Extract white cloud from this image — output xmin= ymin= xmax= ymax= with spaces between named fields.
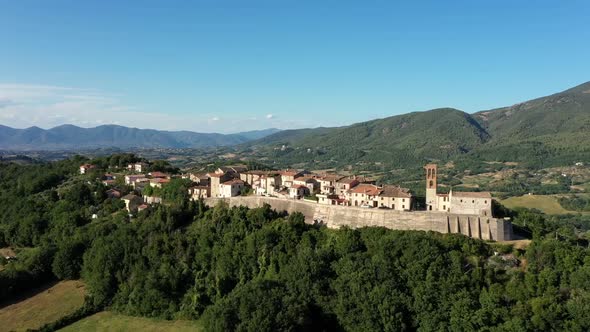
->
xmin=266 ymin=113 xmax=274 ymax=119
xmin=210 ymin=116 xmax=220 ymax=121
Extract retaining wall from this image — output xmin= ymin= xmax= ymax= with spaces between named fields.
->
xmin=204 ymin=196 xmax=513 ymax=241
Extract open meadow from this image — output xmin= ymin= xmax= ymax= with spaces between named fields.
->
xmin=58 ymin=311 xmax=202 ymax=332
xmin=0 ymin=280 xmax=85 ymax=332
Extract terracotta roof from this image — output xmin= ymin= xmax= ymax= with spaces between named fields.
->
xmin=280 ymin=169 xmax=301 ymax=176
xmin=380 ymin=185 xmax=412 ymax=198
xmin=452 ymin=191 xmax=492 ymax=198
xmin=349 ymin=184 xmax=381 ymax=196
xmin=291 ymin=184 xmax=307 ymax=189
xmin=121 ymin=194 xmax=140 ymax=200
xmin=149 ymin=171 xmax=169 ymax=178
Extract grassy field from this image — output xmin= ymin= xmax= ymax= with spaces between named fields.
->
xmin=0 ymin=280 xmax=86 ymax=332
xmin=58 ymin=312 xmax=203 ymax=332
xmin=500 ymin=194 xmax=586 ymax=215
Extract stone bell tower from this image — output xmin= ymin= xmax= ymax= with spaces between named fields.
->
xmin=424 ymin=164 xmax=437 ymax=211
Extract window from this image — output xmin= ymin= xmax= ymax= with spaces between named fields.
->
xmin=460 ymin=199 xmax=463 ymax=203
xmin=472 ymin=200 xmax=475 ymax=203
xmin=402 ymin=198 xmax=405 ymax=202
xmin=443 ymin=205 xmax=446 ymax=210
xmin=484 ymin=200 xmax=487 ymax=204
xmin=402 ymin=205 xmax=405 ymax=209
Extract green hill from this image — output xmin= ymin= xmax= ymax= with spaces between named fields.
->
xmin=249 ymin=108 xmax=490 ymax=167
xmin=471 ymin=82 xmax=590 ymax=165
xmin=248 ymin=82 xmax=590 ymax=168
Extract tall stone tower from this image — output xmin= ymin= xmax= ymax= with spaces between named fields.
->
xmin=424 ymin=163 xmax=437 ymax=211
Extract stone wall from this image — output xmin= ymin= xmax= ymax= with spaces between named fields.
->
xmin=204 ymin=196 xmax=513 ymax=241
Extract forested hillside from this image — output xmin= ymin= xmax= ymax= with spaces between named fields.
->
xmin=2 ymin=157 xmax=590 ymax=331
xmin=247 ymin=82 xmax=590 ymax=169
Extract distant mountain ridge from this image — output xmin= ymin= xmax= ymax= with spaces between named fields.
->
xmin=0 ymin=125 xmax=281 ymax=150
xmin=247 ymin=81 xmax=590 ymax=167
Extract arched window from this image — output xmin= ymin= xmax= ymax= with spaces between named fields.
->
xmin=429 ymin=180 xmax=433 ymax=187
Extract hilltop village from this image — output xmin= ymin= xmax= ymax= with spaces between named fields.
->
xmin=81 ymin=161 xmax=494 ymax=217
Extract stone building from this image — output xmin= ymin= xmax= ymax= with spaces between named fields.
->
xmin=348 ymin=184 xmax=381 ymax=207
xmin=377 ymin=185 xmax=413 ymax=211
xmin=424 ymin=163 xmax=493 ymax=216
xmin=219 ymin=179 xmax=245 ymax=198
xmin=188 ymin=186 xmax=210 ymax=200
xmin=208 ymin=172 xmax=233 ymax=198
xmin=335 ymin=177 xmax=360 ymax=197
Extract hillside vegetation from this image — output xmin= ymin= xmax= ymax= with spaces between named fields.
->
xmin=247 ymin=82 xmax=590 ymax=169
xmin=2 ymin=157 xmax=590 ymax=331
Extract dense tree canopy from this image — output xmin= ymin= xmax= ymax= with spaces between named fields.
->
xmin=2 ymin=157 xmax=590 ymax=331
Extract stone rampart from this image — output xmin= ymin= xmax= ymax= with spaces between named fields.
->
xmin=204 ymin=196 xmax=513 ymax=241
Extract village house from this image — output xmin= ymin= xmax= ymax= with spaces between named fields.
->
xmin=188 ymin=186 xmax=210 ymax=200
xmin=128 ymin=162 xmax=149 ymax=173
xmin=348 ymin=184 xmax=382 ymax=207
xmin=189 ymin=173 xmax=210 ymax=186
xmin=79 ymin=164 xmax=95 ymax=174
xmin=148 ymin=171 xmax=169 ymax=179
xmin=279 ymin=169 xmax=307 ymax=188
xmin=106 ymin=188 xmax=122 ymax=199
xmin=335 ymin=177 xmax=360 ymax=197
xmin=293 ymin=176 xmax=319 ymax=194
xmin=149 ymin=178 xmax=170 ymax=188
xmin=317 ymin=194 xmax=347 ymax=205
xmin=215 ymin=165 xmax=248 ymax=176
xmin=137 ymin=204 xmax=150 ymax=212
xmin=122 ymin=194 xmax=142 ymax=213
xmin=257 ymin=173 xmax=281 ymax=195
xmin=125 ymin=174 xmax=148 ymax=186
xmin=208 ymin=172 xmax=234 ymax=198
xmin=219 ymin=179 xmax=245 ymax=198
xmin=317 ymin=174 xmax=345 ymax=195
xmin=377 ymin=185 xmax=413 ymax=210
xmin=289 ymin=185 xmax=309 ymax=199
xmin=144 ymin=196 xmax=162 ymax=204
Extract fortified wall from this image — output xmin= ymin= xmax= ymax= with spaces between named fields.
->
xmin=204 ymin=196 xmax=513 ymax=241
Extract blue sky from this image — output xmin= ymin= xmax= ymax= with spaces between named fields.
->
xmin=0 ymin=1 xmax=589 ymax=133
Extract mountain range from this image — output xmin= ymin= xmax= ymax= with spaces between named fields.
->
xmin=246 ymin=81 xmax=590 ymax=167
xmin=1 ymin=81 xmax=589 ymax=168
xmin=0 ymin=125 xmax=280 ymax=150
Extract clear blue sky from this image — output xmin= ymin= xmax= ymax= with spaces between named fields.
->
xmin=0 ymin=0 xmax=589 ymax=133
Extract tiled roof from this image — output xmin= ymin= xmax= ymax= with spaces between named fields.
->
xmin=452 ymin=191 xmax=492 ymax=198
xmin=349 ymin=184 xmax=381 ymax=196
xmin=380 ymin=185 xmax=412 ymax=198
